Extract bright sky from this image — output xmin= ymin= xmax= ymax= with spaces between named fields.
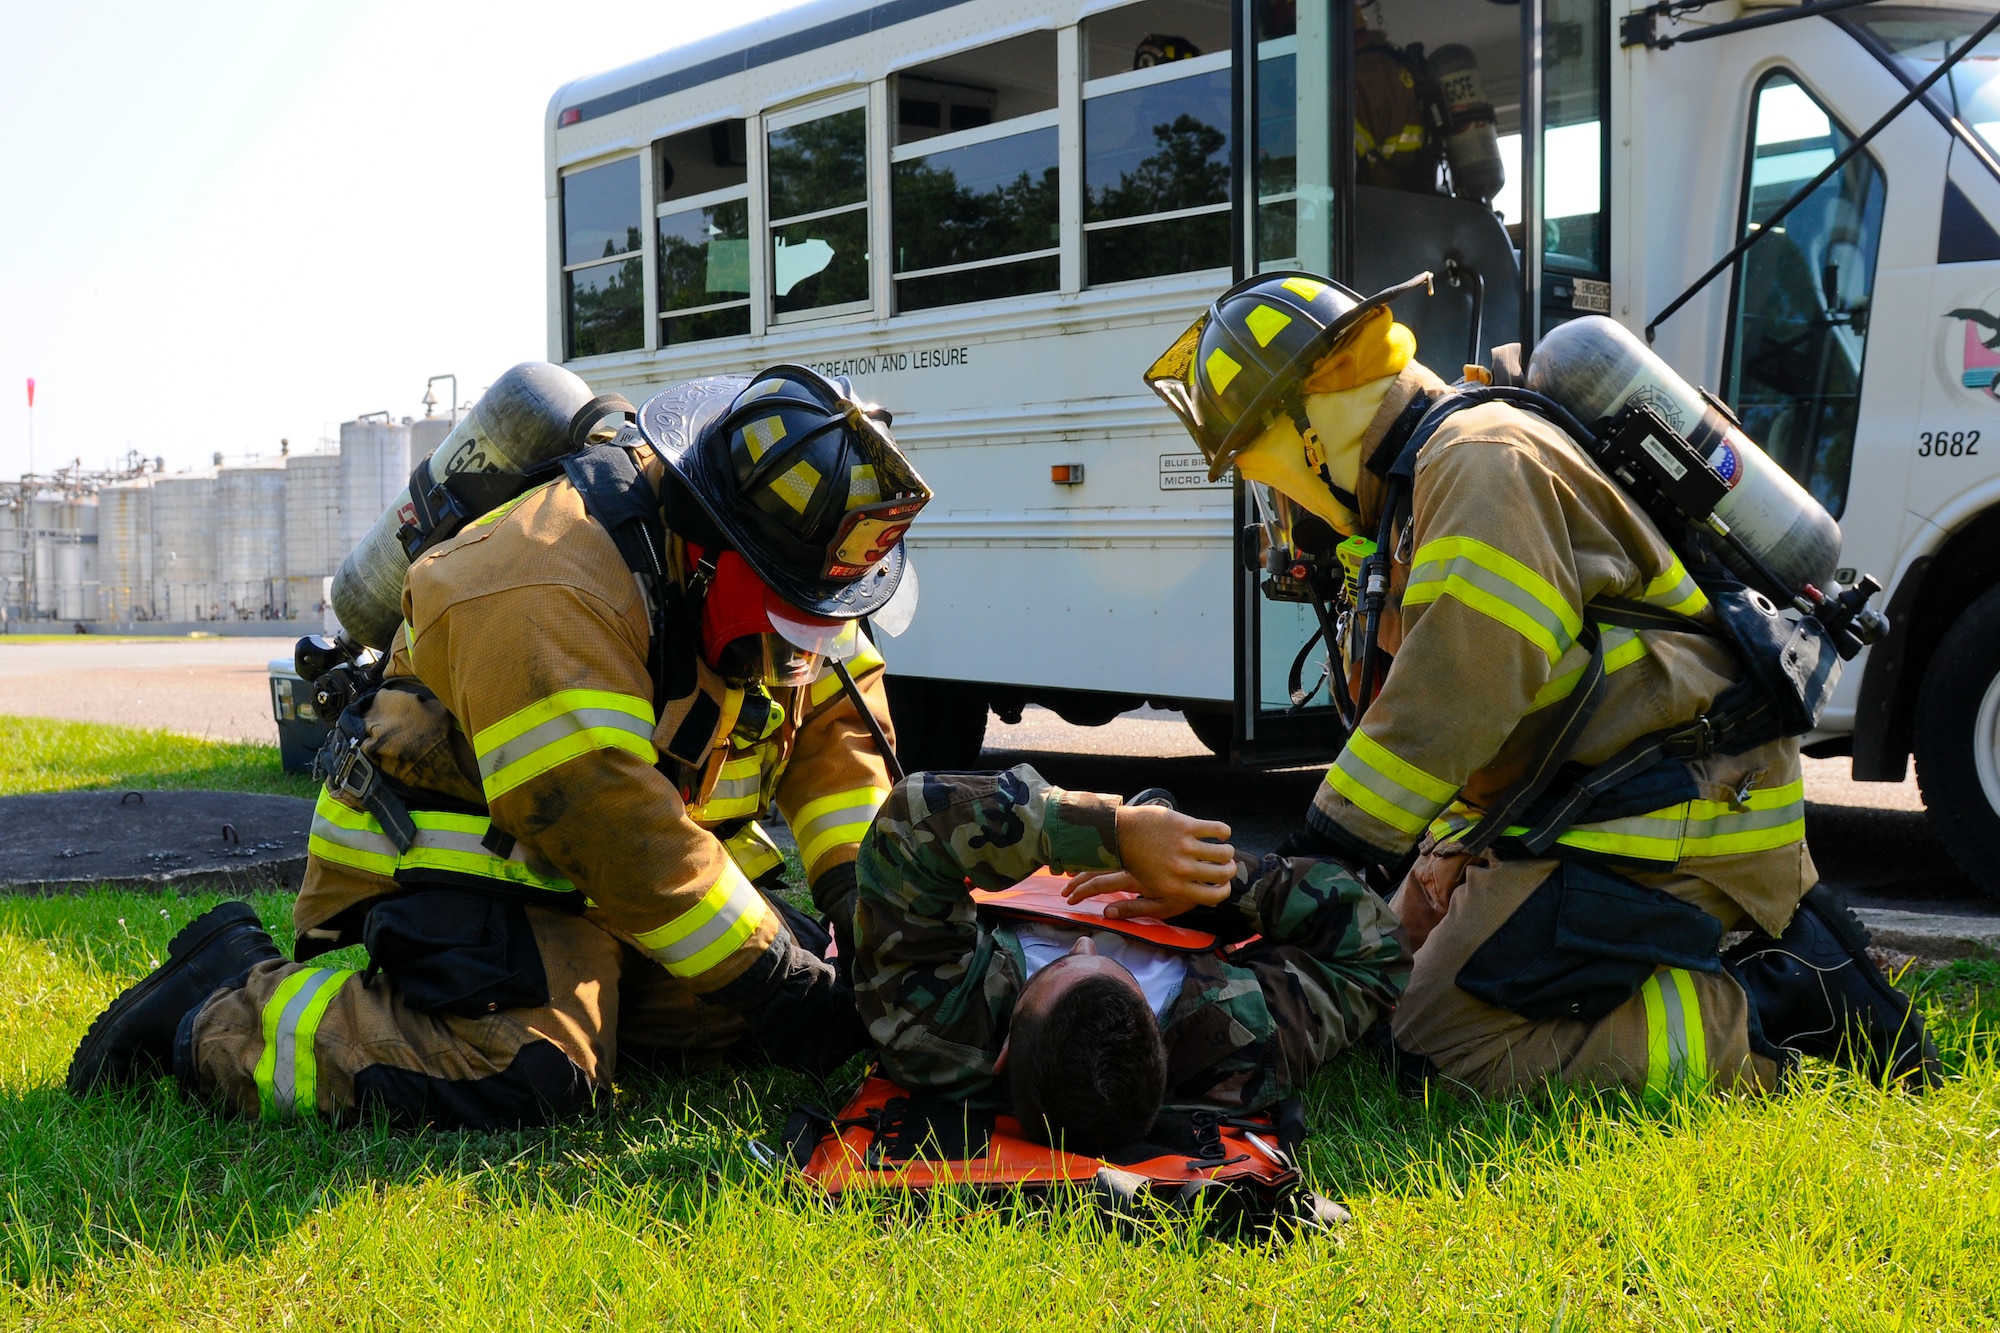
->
xmin=0 ymin=0 xmax=804 ymax=481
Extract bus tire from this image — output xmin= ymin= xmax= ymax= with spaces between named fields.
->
xmin=1913 ymin=583 xmax=2000 ymax=900
xmin=883 ymin=676 xmax=989 ymax=774
xmin=1183 ymin=709 xmax=1233 ymax=759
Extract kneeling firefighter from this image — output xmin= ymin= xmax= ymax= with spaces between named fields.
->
xmin=69 ymin=364 xmax=932 ymax=1127
xmin=1144 ymin=272 xmax=1940 ymax=1096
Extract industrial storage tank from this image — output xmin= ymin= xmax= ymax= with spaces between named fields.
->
xmin=0 ymin=492 xmax=22 ymax=622
xmin=151 ymin=472 xmax=218 ymax=621
xmin=216 ymin=459 xmax=289 ymax=618
xmin=284 ymin=450 xmax=344 ymax=620
xmin=339 ymin=417 xmax=411 ymax=554
xmin=409 ymin=415 xmax=454 ymax=466
xmin=31 ymin=493 xmax=99 ymax=621
xmin=98 ymin=478 xmax=155 ymax=621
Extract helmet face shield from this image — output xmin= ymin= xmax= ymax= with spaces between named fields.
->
xmin=766 ymin=598 xmax=863 ymax=662
xmin=716 ymin=632 xmax=823 ymax=689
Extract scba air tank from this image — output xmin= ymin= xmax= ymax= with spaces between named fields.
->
xmin=1524 ymin=315 xmax=1842 ymax=596
xmin=332 ymin=362 xmax=597 ymax=648
xmin=1428 ymin=45 xmax=1505 ymax=205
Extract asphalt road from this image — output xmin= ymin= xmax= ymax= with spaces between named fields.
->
xmin=2 ymin=637 xmax=1988 ymax=913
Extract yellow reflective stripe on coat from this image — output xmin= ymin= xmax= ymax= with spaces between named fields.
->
xmin=1404 ymin=536 xmax=1582 ymax=664
xmin=692 ymin=750 xmax=767 ymax=823
xmin=473 ymin=689 xmax=658 ymax=802
xmin=307 ymin=789 xmax=576 ymax=894
xmin=308 ymin=789 xmax=401 ymax=877
xmin=1325 ymin=728 xmax=1457 ymax=837
xmin=632 ymin=859 xmax=771 ymax=978
xmin=721 ymin=821 xmax=787 ymax=883
xmin=794 ymin=785 xmax=890 ymax=880
xmin=808 ymin=635 xmax=888 ymax=708
xmin=253 ymin=966 xmax=355 ymax=1120
xmin=1643 ymin=556 xmax=1710 ymax=618
xmin=1431 ymin=780 xmax=1806 ymax=863
xmin=1527 ymin=627 xmax=1649 ymax=713
xmin=1641 ymin=968 xmax=1708 ymax=1093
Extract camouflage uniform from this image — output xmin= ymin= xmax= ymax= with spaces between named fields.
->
xmin=852 ymin=766 xmax=1408 ymax=1111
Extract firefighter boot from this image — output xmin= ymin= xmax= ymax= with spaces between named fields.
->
xmin=1723 ymin=886 xmax=1942 ymax=1090
xmin=67 ymin=902 xmax=281 ymax=1096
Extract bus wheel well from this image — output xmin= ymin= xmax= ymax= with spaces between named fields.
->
xmin=1854 ymin=506 xmax=2000 ymax=780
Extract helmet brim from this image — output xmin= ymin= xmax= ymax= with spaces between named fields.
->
xmin=641 ymin=378 xmax=909 ymax=620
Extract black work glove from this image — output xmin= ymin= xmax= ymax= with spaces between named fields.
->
xmin=1274 ymin=823 xmax=1339 ymax=859
xmin=710 ymin=937 xmax=867 ymax=1077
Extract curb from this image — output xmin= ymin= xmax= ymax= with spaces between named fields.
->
xmin=1854 ymin=908 xmax=2000 ymax=962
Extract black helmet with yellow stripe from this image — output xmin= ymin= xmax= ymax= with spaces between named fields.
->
xmin=1144 ymin=270 xmax=1433 ymax=480
xmin=645 ymin=365 xmax=932 ymax=620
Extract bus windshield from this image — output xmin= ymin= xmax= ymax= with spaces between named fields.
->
xmin=1844 ymin=7 xmax=2000 ymax=163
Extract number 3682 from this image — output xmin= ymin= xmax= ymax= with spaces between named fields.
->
xmin=1917 ymin=429 xmax=1980 ymax=457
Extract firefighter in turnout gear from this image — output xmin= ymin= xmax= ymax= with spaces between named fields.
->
xmin=69 ymin=366 xmax=932 ymax=1127
xmin=1145 ymin=271 xmax=1940 ymax=1098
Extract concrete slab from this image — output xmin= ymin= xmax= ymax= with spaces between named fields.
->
xmin=1853 ymin=908 xmax=2000 ymax=962
xmin=0 ymin=790 xmax=312 ymax=893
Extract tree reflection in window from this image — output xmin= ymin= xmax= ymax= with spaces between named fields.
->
xmin=893 ymin=129 xmax=1058 ymax=274
xmin=567 ymin=258 xmax=643 ymax=358
xmin=1084 ymin=66 xmax=1233 ymax=284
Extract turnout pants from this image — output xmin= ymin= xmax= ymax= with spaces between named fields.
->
xmin=1390 ymin=849 xmax=1787 ymax=1097
xmin=182 ymin=905 xmax=750 ymax=1128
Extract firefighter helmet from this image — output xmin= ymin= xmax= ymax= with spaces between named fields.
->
xmin=643 ymin=366 xmax=932 ymax=620
xmin=1144 ymin=270 xmax=1433 ymax=480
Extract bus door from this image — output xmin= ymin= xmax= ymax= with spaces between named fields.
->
xmin=1233 ymin=0 xmax=1582 ymax=762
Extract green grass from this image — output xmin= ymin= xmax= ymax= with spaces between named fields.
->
xmin=0 ymin=887 xmax=1994 ymax=1329
xmin=0 ymin=716 xmax=314 ymax=799
xmin=3 ymin=733 xmax=1996 ymax=1326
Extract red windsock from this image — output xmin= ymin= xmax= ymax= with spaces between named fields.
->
xmin=25 ymin=378 xmax=33 ymax=408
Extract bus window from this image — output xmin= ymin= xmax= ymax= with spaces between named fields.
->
xmin=891 ymin=33 xmax=1060 ymax=311
xmin=1724 ymin=72 xmax=1886 ymax=519
xmin=1539 ymin=0 xmax=1608 ymax=330
xmin=562 ymin=156 xmax=644 ymax=357
xmin=656 ymin=121 xmax=751 ymax=345
xmin=1254 ymin=0 xmax=1298 ymax=269
xmin=767 ymin=100 xmax=871 ymax=320
xmin=1082 ymin=0 xmax=1234 ymax=285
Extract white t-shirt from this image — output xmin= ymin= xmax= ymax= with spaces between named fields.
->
xmin=1015 ymin=920 xmax=1189 ymax=1018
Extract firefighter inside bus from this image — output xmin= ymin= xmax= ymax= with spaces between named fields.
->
xmin=1255 ymin=0 xmax=1524 ymax=369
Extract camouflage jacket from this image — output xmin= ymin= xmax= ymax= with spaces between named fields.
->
xmin=852 ymin=766 xmax=1409 ymax=1110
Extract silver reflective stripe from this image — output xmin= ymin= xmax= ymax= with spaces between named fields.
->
xmin=476 ymin=707 xmax=658 ymax=783
xmin=1656 ymin=972 xmax=1690 ymax=1076
xmin=271 ymin=968 xmax=343 ymax=1115
xmin=310 ymin=808 xmax=400 ymax=862
xmin=1405 ymin=551 xmax=1577 ymax=658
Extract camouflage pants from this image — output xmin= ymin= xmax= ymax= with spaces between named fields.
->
xmin=1390 ymin=849 xmax=1786 ymax=1097
xmin=183 ymin=905 xmax=749 ymax=1128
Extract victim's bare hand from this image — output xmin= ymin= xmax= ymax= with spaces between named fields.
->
xmin=1064 ymin=803 xmax=1235 ymax=919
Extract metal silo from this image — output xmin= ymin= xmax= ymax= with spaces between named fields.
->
xmin=284 ymin=450 xmax=344 ymax=619
xmin=31 ymin=494 xmax=98 ymax=621
xmin=216 ymin=459 xmax=288 ymax=618
xmin=151 ymin=472 xmax=218 ymax=622
xmin=339 ymin=417 xmax=411 ymax=554
xmin=99 ymin=478 xmax=155 ymax=621
xmin=0 ymin=492 xmax=22 ymax=622
xmin=409 ymin=415 xmax=453 ymax=467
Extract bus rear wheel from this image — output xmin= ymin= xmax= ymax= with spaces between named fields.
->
xmin=882 ymin=676 xmax=989 ymax=774
xmin=1913 ymin=584 xmax=2000 ymax=901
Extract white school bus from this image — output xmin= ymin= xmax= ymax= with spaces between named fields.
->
xmin=548 ymin=0 xmax=2000 ymax=893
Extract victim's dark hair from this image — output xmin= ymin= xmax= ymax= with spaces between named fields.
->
xmin=1008 ymin=973 xmax=1167 ymax=1156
